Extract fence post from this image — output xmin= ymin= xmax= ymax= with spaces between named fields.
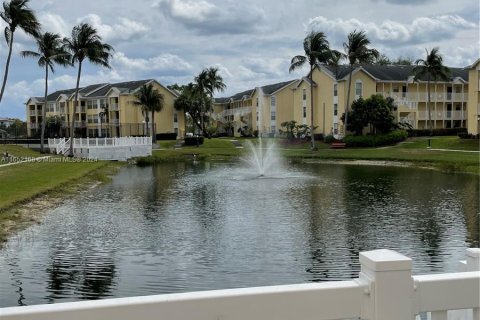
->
xmin=359 ymin=249 xmax=414 ymax=320
xmin=465 ymin=249 xmax=480 ymax=320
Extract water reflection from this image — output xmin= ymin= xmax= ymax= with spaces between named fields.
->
xmin=0 ymin=162 xmax=478 ymax=307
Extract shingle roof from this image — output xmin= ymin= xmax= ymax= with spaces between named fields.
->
xmin=261 ymin=80 xmax=297 ymax=95
xmin=216 ymin=80 xmax=297 ymax=104
xmin=79 ymin=83 xmax=108 ymax=95
xmin=87 ymin=79 xmax=152 ymax=97
xmin=46 ymin=88 xmax=78 ymax=101
xmin=323 ymin=64 xmax=469 ymax=82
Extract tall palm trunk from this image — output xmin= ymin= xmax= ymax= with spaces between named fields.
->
xmin=427 ymin=75 xmax=432 ymax=131
xmin=151 ymin=110 xmax=156 ymax=142
xmin=41 ymin=65 xmax=49 ymax=153
xmin=309 ymin=64 xmax=316 ymax=150
xmin=0 ymin=32 xmax=14 ymax=103
xmin=344 ymin=64 xmax=354 ymax=137
xmin=69 ymin=60 xmax=82 ymax=157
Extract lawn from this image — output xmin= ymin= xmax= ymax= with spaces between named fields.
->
xmin=146 ymin=136 xmax=479 ymax=174
xmin=0 ymin=144 xmax=43 ymax=159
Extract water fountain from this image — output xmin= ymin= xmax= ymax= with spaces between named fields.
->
xmin=241 ymin=87 xmax=284 ymax=178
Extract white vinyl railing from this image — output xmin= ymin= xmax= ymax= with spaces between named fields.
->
xmin=376 ymin=92 xmax=468 ymax=103
xmin=219 ymin=106 xmax=252 ymax=119
xmin=0 ymin=248 xmax=478 ymax=320
xmin=72 ymin=136 xmax=151 ymax=148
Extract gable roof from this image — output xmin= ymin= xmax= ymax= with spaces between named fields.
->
xmin=325 ymin=64 xmax=469 ymax=82
xmin=261 ymin=80 xmax=297 ymax=95
xmin=86 ymin=79 xmax=152 ymax=98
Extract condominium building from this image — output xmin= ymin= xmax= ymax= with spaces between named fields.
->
xmin=215 ymin=64 xmax=472 ymax=138
xmin=25 ymin=79 xmax=185 ymax=138
xmin=466 ymin=59 xmax=480 ymax=135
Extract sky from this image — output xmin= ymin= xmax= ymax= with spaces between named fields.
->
xmin=0 ymin=0 xmax=478 ymax=120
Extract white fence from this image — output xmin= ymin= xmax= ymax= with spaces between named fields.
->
xmin=48 ymin=137 xmax=152 ymax=160
xmin=0 ymin=248 xmax=478 ymax=320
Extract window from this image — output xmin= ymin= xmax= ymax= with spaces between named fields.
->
xmin=271 ymin=96 xmax=276 ymax=107
xmin=355 ymin=81 xmax=362 ymax=97
xmin=271 ymin=111 xmax=276 ymax=121
xmin=87 ymin=100 xmax=95 ymax=110
xmin=303 ymin=106 xmax=307 ymax=118
xmin=256 ymin=98 xmax=259 ymax=107
xmin=302 ymin=89 xmax=307 ymax=101
xmin=271 ymin=125 xmax=276 ymax=133
xmin=99 ymin=99 xmax=106 ymax=109
xmin=334 ymin=104 xmax=338 ymax=116
xmin=256 ymin=112 xmax=259 ymax=121
xmin=47 ymin=103 xmax=56 ymax=112
xmin=334 ymin=84 xmax=338 ymax=97
xmin=173 ymin=113 xmax=178 ymax=123
xmin=174 ymin=128 xmax=178 ymax=135
xmin=334 ymin=123 xmax=338 ymax=135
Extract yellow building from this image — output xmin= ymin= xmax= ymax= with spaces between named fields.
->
xmin=25 ymin=79 xmax=184 ymax=139
xmin=466 ymin=59 xmax=480 ymax=135
xmin=214 ymin=80 xmax=297 ymax=137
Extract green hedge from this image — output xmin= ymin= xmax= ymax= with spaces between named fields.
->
xmin=344 ymin=130 xmax=408 ymax=147
xmin=184 ymin=136 xmax=204 ymax=146
xmin=408 ymin=127 xmax=467 ymax=137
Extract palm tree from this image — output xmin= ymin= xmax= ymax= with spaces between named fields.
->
xmin=289 ymin=31 xmax=332 ymax=150
xmin=174 ymin=83 xmax=203 ymax=135
xmin=0 ymin=0 xmax=40 ymax=103
xmin=413 ymin=48 xmax=450 ymax=131
xmin=195 ymin=67 xmax=226 ymax=136
xmin=342 ymin=30 xmax=379 ymax=137
xmin=63 ymin=23 xmax=113 ymax=156
xmin=132 ymin=83 xmax=165 ymax=142
xmin=21 ymin=32 xmax=71 ymax=153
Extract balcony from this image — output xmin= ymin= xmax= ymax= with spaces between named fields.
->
xmin=75 ymin=106 xmax=86 ymax=113
xmin=219 ymin=107 xmax=252 ymax=119
xmin=74 ymin=121 xmax=86 ymax=128
xmin=418 ymin=111 xmax=465 ymax=121
xmin=377 ymin=92 xmax=468 ymax=104
xmin=29 ymin=110 xmax=36 ymax=116
xmin=29 ymin=123 xmax=38 ymax=129
xmin=110 ymin=103 xmax=119 ymax=111
xmin=110 ymin=119 xmax=120 ymax=125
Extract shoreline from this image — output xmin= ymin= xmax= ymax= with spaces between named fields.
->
xmin=0 ymin=163 xmax=121 ymax=244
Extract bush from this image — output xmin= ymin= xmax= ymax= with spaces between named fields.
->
xmin=313 ymin=133 xmax=324 ymax=141
xmin=324 ymin=134 xmax=335 ymax=144
xmin=184 ymin=136 xmax=204 ymax=146
xmin=156 ymin=133 xmax=177 ymax=140
xmin=408 ymin=127 xmax=467 ymax=137
xmin=344 ymin=130 xmax=408 ymax=147
xmin=458 ymin=132 xmax=479 ymax=139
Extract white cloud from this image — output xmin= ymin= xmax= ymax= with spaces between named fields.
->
xmin=38 ymin=12 xmax=70 ymax=37
xmin=307 ymin=15 xmax=476 ymax=46
xmin=155 ymin=0 xmax=266 ymax=35
xmin=78 ymin=14 xmax=149 ymax=41
xmin=112 ymin=52 xmax=192 ymax=75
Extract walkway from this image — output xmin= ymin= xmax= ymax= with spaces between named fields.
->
xmin=428 ymin=148 xmax=480 ymax=153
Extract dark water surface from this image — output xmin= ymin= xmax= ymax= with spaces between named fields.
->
xmin=0 ymin=162 xmax=478 ymax=307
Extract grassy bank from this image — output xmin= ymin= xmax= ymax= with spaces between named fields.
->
xmin=144 ymin=136 xmax=479 ymax=174
xmin=0 ymin=147 xmax=121 ymax=242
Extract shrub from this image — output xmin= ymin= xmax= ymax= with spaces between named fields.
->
xmin=324 ymin=134 xmax=335 ymax=144
xmin=156 ymin=133 xmax=177 ymax=140
xmin=408 ymin=127 xmax=467 ymax=137
xmin=344 ymin=130 xmax=408 ymax=147
xmin=458 ymin=132 xmax=479 ymax=139
xmin=313 ymin=133 xmax=324 ymax=141
xmin=184 ymin=136 xmax=204 ymax=146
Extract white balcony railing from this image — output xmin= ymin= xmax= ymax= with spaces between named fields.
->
xmin=1 ymin=248 xmax=478 ymax=320
xmin=74 ymin=121 xmax=86 ymax=128
xmin=29 ymin=122 xmax=38 ymax=129
xmin=219 ymin=106 xmax=252 ymax=119
xmin=418 ymin=111 xmax=465 ymax=120
xmin=110 ymin=103 xmax=119 ymax=111
xmin=29 ymin=110 xmax=36 ymax=116
xmin=75 ymin=106 xmax=86 ymax=113
xmin=377 ymin=92 xmax=468 ymax=103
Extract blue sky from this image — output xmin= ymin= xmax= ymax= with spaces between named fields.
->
xmin=0 ymin=0 xmax=478 ymax=120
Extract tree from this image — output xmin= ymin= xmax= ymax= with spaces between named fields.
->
xmin=341 ymin=94 xmax=397 ymax=135
xmin=63 ymin=23 xmax=113 ymax=156
xmin=174 ymin=83 xmax=204 ymax=135
xmin=342 ymin=30 xmax=379 ymax=137
xmin=132 ymin=83 xmax=165 ymax=142
xmin=45 ymin=115 xmax=63 ymax=138
xmin=21 ymin=32 xmax=71 ymax=152
xmin=0 ymin=0 xmax=40 ymax=103
xmin=195 ymin=67 xmax=226 ymax=136
xmin=289 ymin=31 xmax=333 ymax=150
xmin=413 ymin=48 xmax=450 ymax=131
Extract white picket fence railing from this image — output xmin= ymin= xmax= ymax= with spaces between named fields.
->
xmin=0 ymin=248 xmax=478 ymax=320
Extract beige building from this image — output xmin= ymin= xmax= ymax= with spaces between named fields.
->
xmin=25 ymin=79 xmax=185 ymax=138
xmin=466 ymin=59 xmax=480 ymax=135
xmin=215 ymin=64 xmax=472 ymax=139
